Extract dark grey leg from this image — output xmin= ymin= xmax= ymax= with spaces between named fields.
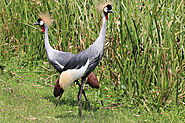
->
xmin=78 ymin=77 xmax=86 ymax=117
xmin=76 ymin=80 xmax=90 ymax=108
xmin=55 ymin=93 xmax=63 ymax=107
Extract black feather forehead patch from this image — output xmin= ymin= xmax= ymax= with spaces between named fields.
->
xmin=106 ymin=4 xmax=112 ymax=10
xmin=37 ymin=18 xmax=42 ymax=22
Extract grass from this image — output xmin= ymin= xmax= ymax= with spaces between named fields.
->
xmin=0 ymin=0 xmax=185 ymax=122
xmin=0 ymin=57 xmax=184 ymax=122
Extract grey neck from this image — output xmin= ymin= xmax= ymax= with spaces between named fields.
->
xmin=99 ymin=12 xmax=107 ymax=38
xmin=93 ymin=12 xmax=107 ymax=48
xmin=44 ymin=25 xmax=53 ymax=57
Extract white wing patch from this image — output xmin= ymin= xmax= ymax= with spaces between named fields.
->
xmin=55 ymin=61 xmax=64 ymax=69
xmin=59 ymin=59 xmax=89 ymax=90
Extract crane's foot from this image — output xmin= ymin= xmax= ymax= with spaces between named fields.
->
xmin=101 ymin=99 xmax=104 ymax=106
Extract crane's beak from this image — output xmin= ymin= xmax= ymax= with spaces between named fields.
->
xmin=108 ymin=10 xmax=114 ymax=13
xmin=34 ymin=22 xmax=39 ymax=25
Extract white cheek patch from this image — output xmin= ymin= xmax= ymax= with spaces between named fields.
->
xmin=104 ymin=7 xmax=108 ymax=13
xmin=40 ymin=21 xmax=44 ymax=26
xmin=59 ymin=59 xmax=89 ymax=90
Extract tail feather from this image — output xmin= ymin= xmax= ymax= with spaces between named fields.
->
xmin=54 ymin=76 xmax=61 ymax=97
xmin=87 ymin=72 xmax=99 ymax=88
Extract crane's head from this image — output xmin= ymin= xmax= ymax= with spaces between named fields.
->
xmin=104 ymin=4 xmax=114 ymax=14
xmin=54 ymin=76 xmax=64 ymax=97
xmin=34 ymin=18 xmax=45 ymax=32
xmin=103 ymin=4 xmax=114 ymax=20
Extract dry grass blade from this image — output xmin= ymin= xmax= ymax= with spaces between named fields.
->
xmin=39 ymin=13 xmax=54 ymax=27
xmin=20 ymin=113 xmax=38 ymax=120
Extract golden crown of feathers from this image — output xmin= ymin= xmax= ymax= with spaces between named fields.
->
xmin=39 ymin=13 xmax=54 ymax=27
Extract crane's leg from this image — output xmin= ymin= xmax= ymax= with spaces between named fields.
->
xmin=76 ymin=80 xmax=90 ymax=108
xmin=55 ymin=93 xmax=62 ymax=107
xmin=78 ymin=77 xmax=86 ymax=117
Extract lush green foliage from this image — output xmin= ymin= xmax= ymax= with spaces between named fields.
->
xmin=0 ymin=0 xmax=184 ymax=122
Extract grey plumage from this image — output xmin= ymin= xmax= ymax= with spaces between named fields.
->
xmin=61 ymin=11 xmax=107 ymax=78
xmin=44 ymin=26 xmax=75 ymax=73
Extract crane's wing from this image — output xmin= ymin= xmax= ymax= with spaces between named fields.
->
xmin=48 ymin=50 xmax=75 ymax=73
xmin=61 ymin=47 xmax=103 ymax=78
xmin=62 ymin=54 xmax=89 ymax=72
xmin=82 ymin=46 xmax=104 ymax=76
xmin=84 ymin=54 xmax=101 ymax=76
xmin=59 ymin=54 xmax=89 ymax=87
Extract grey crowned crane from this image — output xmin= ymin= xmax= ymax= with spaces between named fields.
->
xmin=58 ymin=4 xmax=114 ymax=116
xmin=33 ymin=14 xmax=99 ymax=106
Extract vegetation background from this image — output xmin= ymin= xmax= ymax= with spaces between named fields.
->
xmin=0 ymin=0 xmax=184 ymax=122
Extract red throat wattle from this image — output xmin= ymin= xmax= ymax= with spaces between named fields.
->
xmin=42 ymin=27 xmax=45 ymax=32
xmin=106 ymin=15 xmax=108 ymax=20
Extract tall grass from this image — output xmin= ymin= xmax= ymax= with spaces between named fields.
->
xmin=0 ymin=0 xmax=184 ymax=110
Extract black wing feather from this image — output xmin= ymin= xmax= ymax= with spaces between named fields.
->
xmin=62 ymin=54 xmax=89 ymax=72
xmin=84 ymin=54 xmax=101 ymax=76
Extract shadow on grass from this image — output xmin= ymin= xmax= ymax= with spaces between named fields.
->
xmin=47 ymin=95 xmax=100 ymax=118
xmin=55 ymin=113 xmax=79 ymax=119
xmin=55 ymin=113 xmax=95 ymax=119
xmin=44 ymin=95 xmax=100 ymax=112
xmin=44 ymin=95 xmax=77 ymax=107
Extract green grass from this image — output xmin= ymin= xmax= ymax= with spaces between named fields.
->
xmin=0 ymin=57 xmax=184 ymax=122
xmin=0 ymin=0 xmax=184 ymax=122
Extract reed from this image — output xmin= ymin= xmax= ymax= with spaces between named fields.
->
xmin=0 ymin=0 xmax=184 ymax=109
